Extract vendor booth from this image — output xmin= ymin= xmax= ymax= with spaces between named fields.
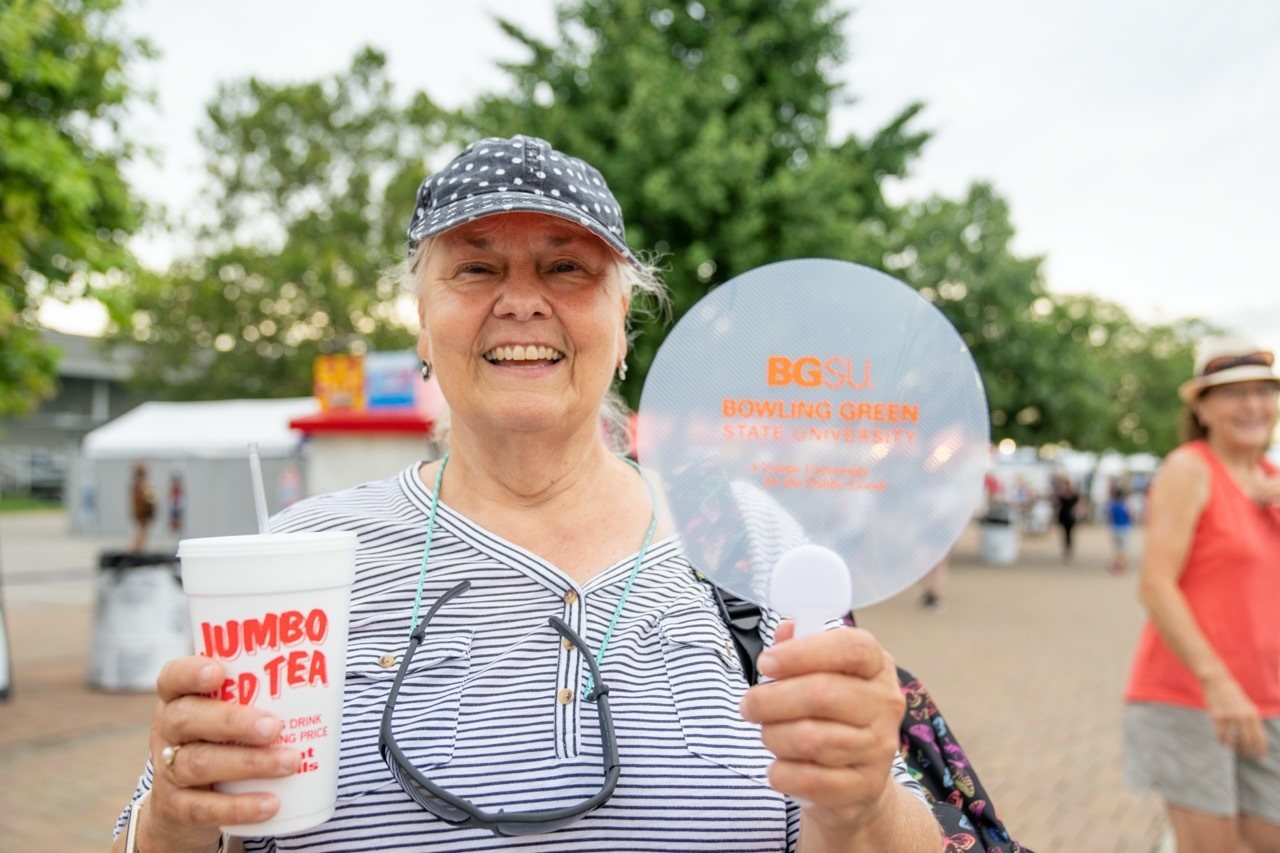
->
xmin=288 ymin=350 xmax=443 ymax=495
xmin=75 ymin=397 xmax=314 ymax=541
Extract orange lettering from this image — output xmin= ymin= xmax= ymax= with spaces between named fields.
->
xmin=766 ymin=357 xmax=792 ymax=386
xmin=795 ymin=357 xmax=821 ymax=387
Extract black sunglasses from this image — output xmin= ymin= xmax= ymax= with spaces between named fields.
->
xmin=379 ymin=580 xmax=621 ymax=836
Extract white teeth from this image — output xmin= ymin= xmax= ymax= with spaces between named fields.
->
xmin=485 ymin=345 xmax=562 ymax=363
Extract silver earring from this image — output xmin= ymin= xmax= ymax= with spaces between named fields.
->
xmin=420 ymin=360 xmax=432 ymax=381
xmin=617 ymin=359 xmax=627 ymax=382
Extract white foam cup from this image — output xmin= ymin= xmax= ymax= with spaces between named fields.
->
xmin=178 ymin=531 xmax=358 ymax=836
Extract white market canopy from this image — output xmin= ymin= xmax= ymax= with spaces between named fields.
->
xmin=82 ymin=398 xmax=317 ymax=460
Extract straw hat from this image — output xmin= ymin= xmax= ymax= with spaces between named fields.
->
xmin=1177 ymin=335 xmax=1280 ymax=403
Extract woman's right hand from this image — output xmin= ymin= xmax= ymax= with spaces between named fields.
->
xmin=139 ymin=656 xmax=299 ymax=851
xmin=1202 ymin=671 xmax=1268 ymax=757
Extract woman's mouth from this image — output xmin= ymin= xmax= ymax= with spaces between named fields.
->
xmin=483 ymin=345 xmax=565 ymax=365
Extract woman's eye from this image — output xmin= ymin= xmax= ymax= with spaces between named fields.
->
xmin=549 ymin=260 xmax=582 ymax=274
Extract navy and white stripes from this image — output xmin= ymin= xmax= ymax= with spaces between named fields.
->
xmin=118 ymin=464 xmax=924 ymax=851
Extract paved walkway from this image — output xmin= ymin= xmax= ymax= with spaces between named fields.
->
xmin=0 ymin=510 xmax=1166 ymax=851
xmin=858 ymin=526 xmax=1166 ymax=851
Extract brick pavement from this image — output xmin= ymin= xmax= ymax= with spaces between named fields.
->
xmin=0 ymin=511 xmax=1167 ymax=851
xmin=858 ymin=524 xmax=1166 ymax=851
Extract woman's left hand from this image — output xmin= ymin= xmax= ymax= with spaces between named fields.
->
xmin=739 ymin=622 xmax=906 ymax=835
xmin=1256 ymin=472 xmax=1280 ymax=508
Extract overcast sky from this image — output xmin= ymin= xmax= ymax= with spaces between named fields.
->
xmin=42 ymin=0 xmax=1280 ymax=357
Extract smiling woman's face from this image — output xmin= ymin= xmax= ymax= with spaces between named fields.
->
xmin=1193 ymin=380 xmax=1280 ymax=452
xmin=416 ymin=212 xmax=630 ymax=444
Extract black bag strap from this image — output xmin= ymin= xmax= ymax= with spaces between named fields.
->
xmin=696 ymin=570 xmax=765 ymax=685
xmin=694 ymin=572 xmax=1026 ymax=851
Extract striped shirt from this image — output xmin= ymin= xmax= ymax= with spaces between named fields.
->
xmin=119 ymin=465 xmax=923 ymax=851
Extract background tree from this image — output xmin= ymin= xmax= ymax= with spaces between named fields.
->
xmin=465 ymin=0 xmax=929 ymax=404
xmin=1088 ymin=310 xmax=1204 ymax=454
xmin=105 ymin=1 xmax=1202 ymax=453
xmin=885 ymin=186 xmax=1198 ymax=454
xmin=0 ymin=0 xmax=146 ymax=416
xmin=462 ymin=0 xmax=1201 ymax=455
xmin=115 ymin=49 xmax=448 ymax=398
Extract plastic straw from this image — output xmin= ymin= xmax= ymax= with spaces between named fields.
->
xmin=248 ymin=442 xmax=270 ymax=534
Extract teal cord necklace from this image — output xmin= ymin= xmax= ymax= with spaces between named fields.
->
xmin=408 ymin=450 xmax=450 ymax=636
xmin=408 ymin=452 xmax=659 ymax=697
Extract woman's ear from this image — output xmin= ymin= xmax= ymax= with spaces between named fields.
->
xmin=416 ymin=325 xmax=432 ymax=368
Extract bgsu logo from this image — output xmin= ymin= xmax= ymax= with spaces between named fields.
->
xmin=766 ymin=356 xmax=873 ymax=389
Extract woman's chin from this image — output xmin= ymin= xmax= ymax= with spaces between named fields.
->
xmin=1220 ymin=423 xmax=1276 ymax=449
xmin=465 ymin=401 xmax=592 ymax=439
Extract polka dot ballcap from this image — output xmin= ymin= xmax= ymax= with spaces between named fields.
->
xmin=406 ymin=134 xmax=639 ymax=267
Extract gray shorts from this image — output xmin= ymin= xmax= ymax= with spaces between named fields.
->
xmin=1125 ymin=702 xmax=1280 ymax=824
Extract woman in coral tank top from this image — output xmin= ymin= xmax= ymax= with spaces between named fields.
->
xmin=1124 ymin=335 xmax=1280 ymax=852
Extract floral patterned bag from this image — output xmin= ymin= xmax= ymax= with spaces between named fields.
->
xmin=705 ymin=577 xmax=1029 ymax=851
xmin=897 ymin=666 xmax=1031 ymax=852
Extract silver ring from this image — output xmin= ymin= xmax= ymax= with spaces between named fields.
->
xmin=160 ymin=743 xmax=183 ymax=773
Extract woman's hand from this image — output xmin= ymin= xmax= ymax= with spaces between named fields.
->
xmin=137 ymin=656 xmax=299 ymax=851
xmin=738 ymin=622 xmax=912 ymax=837
xmin=1255 ymin=472 xmax=1280 ymax=508
xmin=1202 ymin=671 xmax=1268 ymax=757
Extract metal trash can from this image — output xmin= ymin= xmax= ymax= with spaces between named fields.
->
xmin=88 ymin=551 xmax=192 ymax=691
xmin=979 ymin=518 xmax=1020 ymax=565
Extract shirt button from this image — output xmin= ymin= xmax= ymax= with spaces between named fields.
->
xmin=563 ymin=590 xmax=579 ymax=605
xmin=378 ymin=653 xmax=397 ymax=669
xmin=557 ymin=688 xmax=575 ymax=705
xmin=561 ymin=637 xmax=573 ymax=650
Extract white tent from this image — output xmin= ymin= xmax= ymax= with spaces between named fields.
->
xmin=74 ymin=399 xmax=316 ymax=541
xmin=82 ymin=398 xmax=315 ymax=459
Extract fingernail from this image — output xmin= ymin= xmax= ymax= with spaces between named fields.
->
xmin=256 ymin=796 xmax=277 ymax=817
xmin=757 ymin=652 xmax=777 ymax=677
xmin=199 ymin=662 xmax=216 ymax=685
xmin=277 ymin=751 xmax=299 ymax=773
xmin=256 ymin=716 xmax=279 ymax=738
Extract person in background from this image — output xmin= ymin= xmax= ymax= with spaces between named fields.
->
xmin=1124 ymin=335 xmax=1280 ymax=852
xmin=1052 ymin=475 xmax=1081 ymax=561
xmin=167 ymin=472 xmax=185 ymax=535
xmin=111 ymin=135 xmax=940 ymax=852
xmin=917 ymin=550 xmax=950 ymax=612
xmin=1106 ymin=481 xmax=1133 ymax=574
xmin=1008 ymin=477 xmax=1029 ymax=526
xmin=129 ymin=462 xmax=157 ymax=553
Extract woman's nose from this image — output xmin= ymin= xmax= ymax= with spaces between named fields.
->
xmin=493 ymin=267 xmax=550 ymax=320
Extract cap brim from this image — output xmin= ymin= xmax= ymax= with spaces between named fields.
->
xmin=1179 ymin=365 xmax=1280 ymax=403
xmin=408 ymin=193 xmax=638 ymax=267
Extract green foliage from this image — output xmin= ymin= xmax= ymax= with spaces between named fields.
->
xmin=1084 ymin=308 xmax=1205 ymax=454
xmin=98 ymin=0 xmax=1203 ymax=452
xmin=0 ymin=493 xmax=62 ymax=512
xmin=466 ymin=0 xmax=929 ymax=405
xmin=885 ymin=185 xmax=1199 ymax=454
xmin=0 ymin=0 xmax=145 ymax=415
xmin=115 ymin=49 xmax=452 ymax=398
xmin=466 ymin=1 xmax=1200 ymax=452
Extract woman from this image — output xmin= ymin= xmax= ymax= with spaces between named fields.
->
xmin=1051 ymin=475 xmax=1080 ymax=561
xmin=1124 ymin=335 xmax=1280 ymax=852
xmin=130 ymin=462 xmax=157 ymax=552
xmin=113 ymin=136 xmax=939 ymax=851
